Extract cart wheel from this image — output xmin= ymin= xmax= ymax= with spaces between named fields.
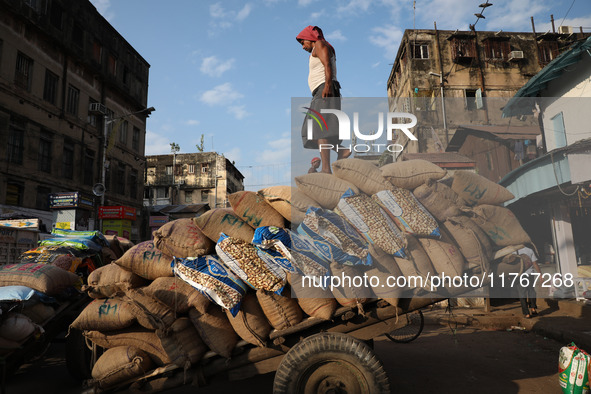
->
xmin=65 ymin=328 xmax=95 ymax=381
xmin=385 ymin=309 xmax=424 ymax=343
xmin=273 ymin=332 xmax=390 ymax=394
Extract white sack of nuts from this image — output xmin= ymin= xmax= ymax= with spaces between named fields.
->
xmin=334 ymin=189 xmax=406 ymax=258
xmin=298 ymin=207 xmax=373 ymax=266
xmin=215 ymin=233 xmax=286 ymax=295
xmin=172 ymin=255 xmax=248 ymax=317
xmin=372 ymin=188 xmax=440 ymax=238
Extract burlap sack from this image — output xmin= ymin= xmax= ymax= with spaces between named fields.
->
xmin=381 ymin=159 xmax=447 ymax=189
xmin=364 ymin=259 xmax=403 ymax=308
xmin=329 ymin=263 xmax=371 ymax=310
xmin=469 ymin=205 xmax=532 ymax=247
xmin=418 ymin=237 xmax=465 ymax=277
xmin=258 ymin=186 xmax=321 ymax=226
xmin=443 ymin=216 xmax=492 ymax=274
xmin=256 ymin=288 xmax=303 ymax=331
xmin=0 ymin=263 xmax=81 ymax=295
xmin=116 ymin=237 xmax=135 ymax=254
xmin=91 ymin=346 xmax=154 ymax=389
xmin=123 ymin=288 xmax=178 ymax=331
xmin=294 ymin=173 xmax=360 ymax=210
xmin=400 ymin=236 xmax=437 ymax=288
xmin=104 ymin=235 xmax=124 ymax=258
xmin=0 ymin=313 xmax=39 ymax=343
xmin=228 ymin=191 xmax=286 ymax=229
xmin=225 ymin=292 xmax=271 ymax=347
xmin=114 ymin=241 xmax=174 ymax=280
xmin=84 ymin=327 xmax=170 ymax=366
xmin=451 ymin=171 xmax=514 ymax=206
xmin=287 ymin=273 xmax=337 ymax=321
xmin=413 ymin=179 xmax=464 ymax=222
xmin=71 ymin=297 xmax=136 ymax=331
xmin=188 ymin=306 xmax=238 ymax=359
xmin=156 ymin=317 xmax=208 ymax=367
xmin=331 ymin=158 xmax=391 ymax=195
xmin=20 ymin=302 xmax=55 ymax=325
xmin=102 ymin=247 xmax=118 ymax=265
xmin=193 ymin=208 xmax=254 ymax=243
xmin=83 ymin=263 xmax=147 ymax=299
xmin=153 ymin=218 xmax=215 ymax=258
xmin=143 ymin=277 xmax=210 ymax=314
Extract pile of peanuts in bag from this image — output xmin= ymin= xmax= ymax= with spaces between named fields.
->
xmin=69 ymin=158 xmax=536 ymax=390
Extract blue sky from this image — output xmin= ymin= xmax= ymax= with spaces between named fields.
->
xmin=90 ymin=0 xmax=591 ymax=190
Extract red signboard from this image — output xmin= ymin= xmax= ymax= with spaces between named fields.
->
xmin=98 ymin=206 xmax=137 ymax=220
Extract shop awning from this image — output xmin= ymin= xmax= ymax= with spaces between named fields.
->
xmin=502 ymin=36 xmax=591 ymax=118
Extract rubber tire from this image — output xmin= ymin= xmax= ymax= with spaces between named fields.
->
xmin=385 ymin=310 xmax=424 ymax=344
xmin=65 ymin=328 xmax=93 ymax=381
xmin=273 ymin=332 xmax=391 ymax=394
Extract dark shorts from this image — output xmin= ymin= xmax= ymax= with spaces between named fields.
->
xmin=301 ymin=81 xmax=342 ymax=149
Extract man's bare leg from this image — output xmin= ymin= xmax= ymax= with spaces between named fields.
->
xmin=317 ymin=138 xmax=332 ymax=173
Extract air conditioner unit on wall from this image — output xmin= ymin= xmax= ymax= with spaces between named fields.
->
xmin=558 ymin=26 xmax=573 ymax=34
xmin=508 ymin=51 xmax=524 ymax=61
xmin=88 ymin=102 xmax=106 ymax=114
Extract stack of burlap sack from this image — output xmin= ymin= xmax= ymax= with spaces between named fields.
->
xmin=0 ymin=231 xmax=132 ymax=356
xmin=74 ymin=159 xmax=532 ymax=389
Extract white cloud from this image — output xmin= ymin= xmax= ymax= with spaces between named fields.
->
xmin=185 ymin=120 xmax=200 ymax=126
xmin=310 ymin=10 xmax=325 ymax=19
xmin=90 ymin=0 xmax=114 ymax=21
xmin=223 ymin=147 xmax=242 ymax=163
xmin=326 ymin=30 xmax=346 ymax=42
xmin=337 ymin=0 xmax=372 ymax=15
xmin=200 ymin=56 xmax=235 ymax=77
xmin=298 ymin=0 xmax=315 ymax=6
xmin=229 ymin=105 xmax=250 ymax=120
xmin=144 ymin=130 xmax=174 ymax=155
xmin=200 ymin=83 xmax=244 ymax=106
xmin=372 ymin=62 xmax=381 ymax=68
xmin=236 ymin=4 xmax=253 ymax=21
xmin=210 ymin=2 xmax=253 ymax=29
xmin=369 ymin=25 xmax=404 ymax=59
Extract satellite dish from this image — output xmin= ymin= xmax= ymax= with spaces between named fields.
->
xmin=92 ymin=183 xmax=106 ymax=196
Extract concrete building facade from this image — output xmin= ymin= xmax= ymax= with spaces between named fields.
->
xmin=0 ymin=0 xmax=151 ymax=240
xmin=144 ymin=152 xmax=245 ymax=211
xmin=387 ymin=27 xmax=589 ymax=156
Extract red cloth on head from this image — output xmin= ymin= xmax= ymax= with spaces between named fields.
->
xmin=296 ymin=26 xmax=334 ymax=54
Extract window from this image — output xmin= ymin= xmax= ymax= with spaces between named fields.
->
xmin=50 ymin=3 xmax=63 ymax=29
xmin=43 ymin=69 xmax=59 ymax=105
xmin=66 ymin=85 xmax=80 ymax=116
xmin=156 ymin=187 xmax=169 ymax=198
xmin=115 ymin=162 xmax=126 ymax=195
xmin=83 ymin=149 xmax=95 ymax=186
xmin=201 ymin=190 xmax=210 ymax=202
xmin=185 ymin=190 xmax=193 ymax=203
xmin=411 ymin=43 xmax=429 ymax=59
xmin=188 ymin=164 xmax=195 ymax=174
xmin=551 ymin=112 xmax=567 ymax=149
xmin=15 ymin=52 xmax=33 ymax=91
xmin=8 ymin=119 xmax=25 ymax=165
xmin=129 ymin=169 xmax=138 ymax=199
xmin=539 ymin=41 xmax=559 ymax=65
xmin=165 ymin=165 xmax=173 ymax=175
xmin=483 ymin=38 xmax=510 ymax=61
xmin=38 ymin=131 xmax=53 ymax=173
xmin=108 ymin=54 xmax=117 ymax=76
xmin=87 ymin=98 xmax=99 ymax=127
xmin=62 ymin=140 xmax=74 ymax=179
xmin=201 ymin=163 xmax=210 ymax=173
xmin=72 ymin=24 xmax=83 ymax=48
xmin=465 ymin=89 xmax=479 ymax=110
xmin=132 ymin=126 xmax=140 ymax=151
xmin=6 ymin=182 xmax=23 ymax=206
xmin=450 ymin=36 xmax=476 ymax=63
xmin=35 ymin=186 xmax=51 ymax=210
xmin=119 ymin=120 xmax=128 ymax=145
xmin=92 ymin=40 xmax=102 ymax=63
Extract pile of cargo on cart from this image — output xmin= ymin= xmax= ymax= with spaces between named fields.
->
xmin=0 ymin=159 xmax=534 ymax=393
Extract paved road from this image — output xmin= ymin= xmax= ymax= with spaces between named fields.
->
xmin=6 ymin=324 xmax=562 ymax=393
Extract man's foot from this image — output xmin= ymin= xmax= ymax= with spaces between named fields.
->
xmin=338 ymin=149 xmax=352 ymax=159
xmin=524 ymin=314 xmax=532 ymax=319
xmin=530 ymin=308 xmax=538 ymax=316
xmin=320 ymin=170 xmax=332 ymax=174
